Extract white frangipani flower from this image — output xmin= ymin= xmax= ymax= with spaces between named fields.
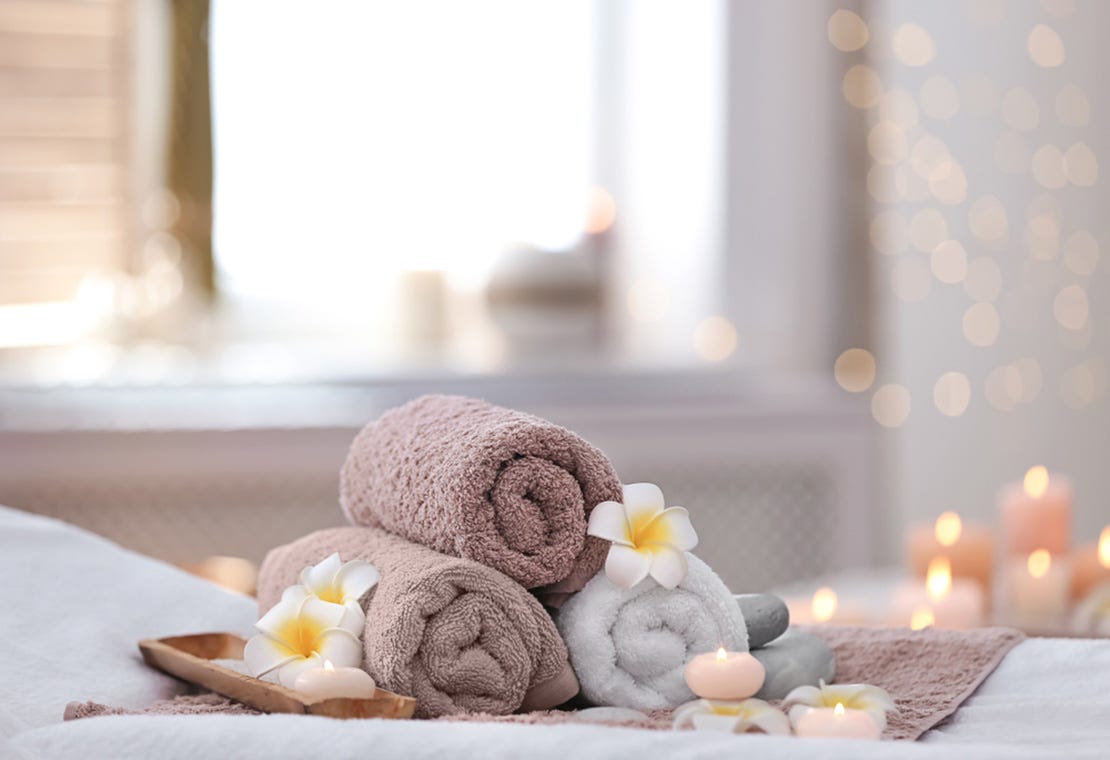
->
xmin=782 ymin=680 xmax=897 ymax=732
xmin=244 ymin=587 xmax=365 ymax=688
xmin=587 ymin=483 xmax=698 ymax=589
xmin=289 ymin=552 xmax=381 ymax=633
xmin=672 ymin=698 xmax=791 ymax=735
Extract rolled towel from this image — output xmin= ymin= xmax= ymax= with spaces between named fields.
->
xmin=555 ymin=554 xmax=747 ymax=710
xmin=258 ymin=526 xmax=579 ymax=718
xmin=339 ymin=395 xmax=622 ymax=595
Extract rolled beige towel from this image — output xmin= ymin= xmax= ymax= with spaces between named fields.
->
xmin=258 ymin=526 xmax=579 ymax=718
xmin=339 ymin=395 xmax=622 ymax=596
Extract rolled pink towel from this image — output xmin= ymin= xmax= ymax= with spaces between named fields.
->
xmin=258 ymin=526 xmax=580 ymax=718
xmin=339 ymin=395 xmax=622 ymax=595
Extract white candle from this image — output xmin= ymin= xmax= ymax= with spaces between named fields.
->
xmin=683 ymin=647 xmax=765 ymax=701
xmin=1005 ymin=549 xmax=1069 ymax=627
xmin=293 ymin=660 xmax=376 ymax=701
xmin=786 ymin=587 xmax=870 ymax=625
xmin=889 ymin=557 xmax=984 ymax=629
xmin=795 ymin=703 xmax=881 ymax=740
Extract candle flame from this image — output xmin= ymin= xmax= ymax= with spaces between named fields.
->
xmin=926 ymin=557 xmax=952 ymax=600
xmin=934 ymin=512 xmax=962 ymax=547
xmin=716 ymin=647 xmax=728 ymax=662
xmin=1099 ymin=527 xmax=1110 ymax=569
xmin=1028 ymin=549 xmax=1052 ymax=579
xmin=323 ymin=660 xmax=335 ymax=672
xmin=911 ymin=607 xmax=935 ymax=630
xmin=834 ymin=703 xmax=845 ymax=717
xmin=812 ymin=587 xmax=838 ymax=623
xmin=1023 ymin=466 xmax=1049 ymax=499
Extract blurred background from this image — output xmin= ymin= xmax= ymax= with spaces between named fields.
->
xmin=0 ymin=0 xmax=1105 ymax=603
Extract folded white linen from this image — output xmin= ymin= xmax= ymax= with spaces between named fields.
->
xmin=555 ymin=553 xmax=747 ymax=710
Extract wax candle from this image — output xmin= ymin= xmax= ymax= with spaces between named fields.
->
xmin=684 ymin=647 xmax=765 ymax=701
xmin=786 ymin=587 xmax=870 ymax=626
xmin=889 ymin=558 xmax=984 ymax=629
xmin=906 ymin=512 xmax=994 ymax=596
xmin=794 ymin=703 xmax=881 ymax=740
xmin=1005 ymin=549 xmax=1069 ymax=628
xmin=1071 ymin=527 xmax=1110 ymax=601
xmin=293 ymin=661 xmax=377 ymax=700
xmin=999 ymin=467 xmax=1072 ymax=557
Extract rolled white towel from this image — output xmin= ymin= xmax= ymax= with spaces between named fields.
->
xmin=555 ymin=553 xmax=748 ymax=710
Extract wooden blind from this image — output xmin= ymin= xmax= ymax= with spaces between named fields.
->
xmin=0 ymin=0 xmax=129 ymax=316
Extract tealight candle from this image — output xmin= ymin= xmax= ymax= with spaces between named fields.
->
xmin=1071 ymin=527 xmax=1110 ymax=601
xmin=794 ymin=703 xmax=881 ymax=740
xmin=786 ymin=587 xmax=870 ymax=626
xmin=293 ymin=660 xmax=377 ymax=701
xmin=906 ymin=512 xmax=994 ymax=596
xmin=1005 ymin=549 xmax=1069 ymax=628
xmin=889 ymin=557 xmax=984 ymax=629
xmin=684 ymin=647 xmax=765 ymax=701
xmin=999 ymin=467 xmax=1072 ymax=557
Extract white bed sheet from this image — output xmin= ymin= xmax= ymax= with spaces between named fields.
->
xmin=2 ymin=505 xmax=1107 ymax=760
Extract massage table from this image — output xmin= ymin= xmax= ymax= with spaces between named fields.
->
xmin=2 ymin=504 xmax=1108 ymax=759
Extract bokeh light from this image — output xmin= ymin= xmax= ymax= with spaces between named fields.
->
xmin=985 ymin=364 xmax=1024 ymax=411
xmin=626 ymin=279 xmax=669 ymax=323
xmin=693 ymin=316 xmax=738 ymax=362
xmin=868 ymin=122 xmax=908 ymax=165
xmin=1053 ymin=285 xmax=1089 ymax=330
xmin=872 ymin=384 xmax=912 ymax=428
xmin=843 ymin=64 xmax=883 ymax=109
xmin=1064 ymin=142 xmax=1099 ymax=186
xmin=834 ymin=348 xmax=877 ymax=393
xmin=827 ymin=9 xmax=870 ymax=52
xmin=934 ymin=371 xmax=971 ymax=416
xmin=931 ymin=240 xmax=968 ymax=284
xmin=963 ymin=302 xmax=1001 ymax=346
xmin=1063 ymin=231 xmax=1099 ymax=276
xmin=893 ymin=23 xmax=936 ymax=67
xmin=877 ymin=88 xmax=920 ymax=130
xmin=909 ymin=208 xmax=948 ymax=252
xmin=1027 ymin=24 xmax=1066 ymax=68
xmin=929 ymin=161 xmax=968 ymax=204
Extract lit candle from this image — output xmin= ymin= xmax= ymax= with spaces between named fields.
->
xmin=1005 ymin=549 xmax=1069 ymax=628
xmin=890 ymin=557 xmax=984 ymax=629
xmin=999 ymin=467 xmax=1072 ymax=557
xmin=794 ymin=702 xmax=881 ymax=740
xmin=292 ymin=660 xmax=377 ymax=701
xmin=1071 ymin=527 xmax=1110 ymax=601
xmin=787 ymin=587 xmax=870 ymax=625
xmin=906 ymin=512 xmax=994 ymax=596
xmin=684 ymin=647 xmax=765 ymax=701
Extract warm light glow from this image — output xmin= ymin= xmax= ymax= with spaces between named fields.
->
xmin=926 ymin=557 xmax=952 ymax=600
xmin=1028 ymin=549 xmax=1052 ymax=579
xmin=834 ymin=348 xmax=877 ymax=393
xmin=812 ymin=587 xmax=838 ymax=623
xmin=716 ymin=646 xmax=728 ymax=663
xmin=324 ymin=660 xmax=335 ymax=672
xmin=827 ymin=9 xmax=869 ymax=52
xmin=1024 ymin=466 xmax=1050 ymax=499
xmin=834 ymin=702 xmax=846 ymax=717
xmin=693 ymin=316 xmax=738 ymax=362
xmin=910 ymin=607 xmax=935 ymax=630
xmin=962 ymin=302 xmax=1000 ymax=347
xmin=872 ymin=384 xmax=912 ymax=428
xmin=935 ymin=512 xmax=963 ymax=547
xmin=933 ymin=372 xmax=971 ymax=417
xmin=1028 ymin=24 xmax=1065 ymax=68
xmin=892 ymin=23 xmax=936 ymax=67
xmin=1054 ymin=285 xmax=1090 ymax=331
xmin=584 ymin=186 xmax=617 ymax=234
xmin=1098 ymin=528 xmax=1110 ymax=569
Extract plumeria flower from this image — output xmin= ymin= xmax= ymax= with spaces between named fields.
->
xmin=244 ymin=587 xmax=365 ymax=688
xmin=782 ymin=680 xmax=897 ymax=732
xmin=288 ymin=552 xmax=381 ymax=633
xmin=587 ymin=483 xmax=698 ymax=590
xmin=672 ymin=698 xmax=791 ymax=735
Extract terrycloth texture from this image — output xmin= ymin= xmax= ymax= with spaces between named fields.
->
xmin=555 ymin=554 xmax=748 ymax=710
xmin=339 ymin=395 xmax=622 ymax=595
xmin=804 ymin=624 xmax=1026 ymax=741
xmin=258 ymin=526 xmax=578 ymax=718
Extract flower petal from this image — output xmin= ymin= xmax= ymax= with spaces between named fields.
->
xmin=300 ymin=552 xmax=343 ymax=592
xmin=243 ymin=633 xmax=298 ymax=677
xmin=604 ymin=544 xmax=652 ymax=589
xmin=301 ymin=594 xmax=350 ymax=631
xmin=739 ymin=700 xmax=792 ymax=735
xmin=691 ymin=714 xmax=741 ymax=732
xmin=622 ymin=483 xmax=665 ymax=535
xmin=781 ymin=684 xmax=822 ymax=710
xmin=671 ymin=699 xmax=710 ymax=729
xmin=336 ymin=560 xmax=380 ymax=602
xmin=340 ymin=601 xmax=367 ymax=635
xmin=255 ymin=596 xmax=309 ymax=643
xmin=277 ymin=653 xmax=323 ymax=689
xmin=281 ymin=585 xmax=311 ymax=605
xmin=640 ymin=507 xmax=699 ymax=551
xmin=586 ymin=501 xmax=632 ymax=545
xmin=647 ymin=545 xmax=688 ymax=590
xmin=314 ymin=628 xmax=364 ymax=669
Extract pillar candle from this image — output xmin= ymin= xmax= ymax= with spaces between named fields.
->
xmin=906 ymin=512 xmax=994 ymax=596
xmin=1071 ymin=527 xmax=1110 ymax=601
xmin=1005 ymin=549 xmax=1070 ymax=628
xmin=889 ymin=558 xmax=984 ymax=629
xmin=999 ymin=467 xmax=1072 ymax=557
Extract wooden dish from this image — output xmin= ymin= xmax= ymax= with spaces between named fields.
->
xmin=139 ymin=632 xmax=416 ymax=719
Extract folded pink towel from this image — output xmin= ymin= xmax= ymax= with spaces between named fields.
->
xmin=258 ymin=526 xmax=579 ymax=718
xmin=339 ymin=395 xmax=622 ymax=596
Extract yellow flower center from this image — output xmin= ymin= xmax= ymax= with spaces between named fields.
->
xmin=276 ymin=612 xmax=327 ymax=657
xmin=708 ymin=702 xmax=745 ymax=717
xmin=315 ymin=584 xmax=345 ymax=605
xmin=631 ymin=511 xmax=672 ymax=547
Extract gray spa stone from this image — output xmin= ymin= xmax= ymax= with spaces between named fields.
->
xmin=750 ymin=629 xmax=836 ymax=701
xmin=574 ymin=707 xmax=649 ymax=724
xmin=735 ymin=593 xmax=790 ymax=650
